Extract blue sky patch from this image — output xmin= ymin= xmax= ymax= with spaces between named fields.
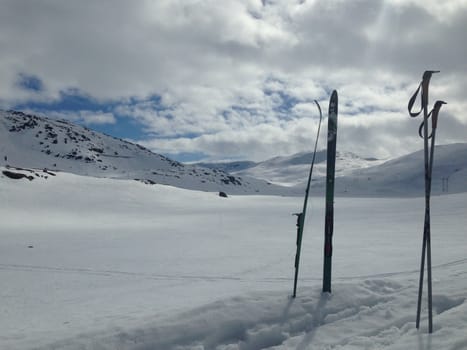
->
xmin=16 ymin=73 xmax=44 ymax=92
xmin=89 ymin=116 xmax=145 ymax=141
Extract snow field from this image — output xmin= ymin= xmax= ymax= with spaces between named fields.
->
xmin=1 ymin=170 xmax=466 ymax=349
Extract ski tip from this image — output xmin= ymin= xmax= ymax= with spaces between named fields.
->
xmin=328 ymin=90 xmax=338 ymax=115
xmin=329 ymin=90 xmax=338 ymax=104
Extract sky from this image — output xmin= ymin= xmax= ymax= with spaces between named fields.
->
xmin=1 ymin=0 xmax=466 ymax=162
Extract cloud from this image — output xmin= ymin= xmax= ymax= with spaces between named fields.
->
xmin=1 ymin=0 xmax=466 ymax=161
xmin=79 ymin=111 xmax=116 ymax=125
xmin=32 ymin=110 xmax=116 ymax=126
xmin=139 ymin=118 xmax=323 ymax=162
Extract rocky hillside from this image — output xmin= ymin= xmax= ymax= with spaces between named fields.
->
xmin=0 ymin=110 xmax=291 ymax=195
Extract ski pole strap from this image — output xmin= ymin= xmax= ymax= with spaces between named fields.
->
xmin=409 ymin=71 xmax=440 ymax=117
xmin=408 ymin=82 xmax=423 ymax=117
xmin=418 ymin=110 xmax=433 ymax=139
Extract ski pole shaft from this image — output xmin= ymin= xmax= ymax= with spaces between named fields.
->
xmin=293 ymin=213 xmax=303 ymax=298
xmin=425 ymin=102 xmax=444 ymax=333
xmin=416 ymin=225 xmax=427 ymax=328
xmin=427 ymin=225 xmax=433 ymax=333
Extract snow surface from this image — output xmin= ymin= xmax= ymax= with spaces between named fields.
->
xmin=1 ymin=170 xmax=466 ymax=349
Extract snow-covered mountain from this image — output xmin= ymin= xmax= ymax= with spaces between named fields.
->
xmin=199 ymin=143 xmax=467 ymax=197
xmin=198 ymin=151 xmax=383 ymax=186
xmin=2 ymin=109 xmax=465 ymax=197
xmin=321 ymin=142 xmax=467 ymax=197
xmin=0 ymin=110 xmax=291 ymax=195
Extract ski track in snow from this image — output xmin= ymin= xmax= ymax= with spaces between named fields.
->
xmin=1 ymin=257 xmax=467 ymax=284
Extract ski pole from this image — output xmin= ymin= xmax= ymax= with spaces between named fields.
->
xmin=409 ymin=71 xmax=446 ymax=333
xmin=292 ymin=100 xmax=323 ymax=298
xmin=409 ymin=71 xmax=436 ymax=330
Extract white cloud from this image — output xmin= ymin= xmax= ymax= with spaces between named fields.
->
xmin=79 ymin=111 xmax=116 ymax=125
xmin=0 ymin=0 xmax=466 ymax=161
xmin=32 ymin=110 xmax=116 ymax=126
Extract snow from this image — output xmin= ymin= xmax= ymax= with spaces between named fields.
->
xmin=1 ymin=170 xmax=466 ymax=349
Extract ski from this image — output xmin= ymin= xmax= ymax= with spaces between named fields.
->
xmin=322 ymin=90 xmax=338 ymax=294
xmin=292 ymin=100 xmax=323 ymax=298
xmin=408 ymin=71 xmax=446 ymax=333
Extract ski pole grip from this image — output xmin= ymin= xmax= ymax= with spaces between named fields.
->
xmin=422 ymin=70 xmax=440 ymax=80
xmin=421 ymin=70 xmax=440 ymax=107
xmin=431 ymin=100 xmax=446 ymax=129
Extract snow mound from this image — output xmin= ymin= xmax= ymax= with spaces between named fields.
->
xmin=32 ymin=281 xmax=467 ymax=350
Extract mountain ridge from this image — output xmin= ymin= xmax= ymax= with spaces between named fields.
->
xmin=2 ymin=109 xmax=466 ymax=197
xmin=198 ymin=143 xmax=467 ymax=196
xmin=0 ymin=110 xmax=292 ymax=195
xmin=197 ymin=150 xmax=384 ymax=186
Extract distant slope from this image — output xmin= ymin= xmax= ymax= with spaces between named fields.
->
xmin=0 ymin=110 xmax=291 ymax=195
xmin=200 ymin=143 xmax=467 ymax=197
xmin=199 ymin=151 xmax=383 ymax=186
xmin=197 ymin=160 xmax=257 ymax=174
xmin=308 ymin=143 xmax=467 ymax=197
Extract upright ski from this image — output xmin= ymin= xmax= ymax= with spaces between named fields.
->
xmin=322 ymin=90 xmax=338 ymax=294
xmin=292 ymin=100 xmax=323 ymax=298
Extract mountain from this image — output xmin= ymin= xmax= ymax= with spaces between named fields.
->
xmin=199 ymin=150 xmax=384 ymax=186
xmin=0 ymin=110 xmax=292 ymax=195
xmin=199 ymin=144 xmax=467 ymax=197
xmin=197 ymin=160 xmax=257 ymax=174
xmin=321 ymin=142 xmax=467 ymax=197
xmin=2 ymin=110 xmax=465 ymax=198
